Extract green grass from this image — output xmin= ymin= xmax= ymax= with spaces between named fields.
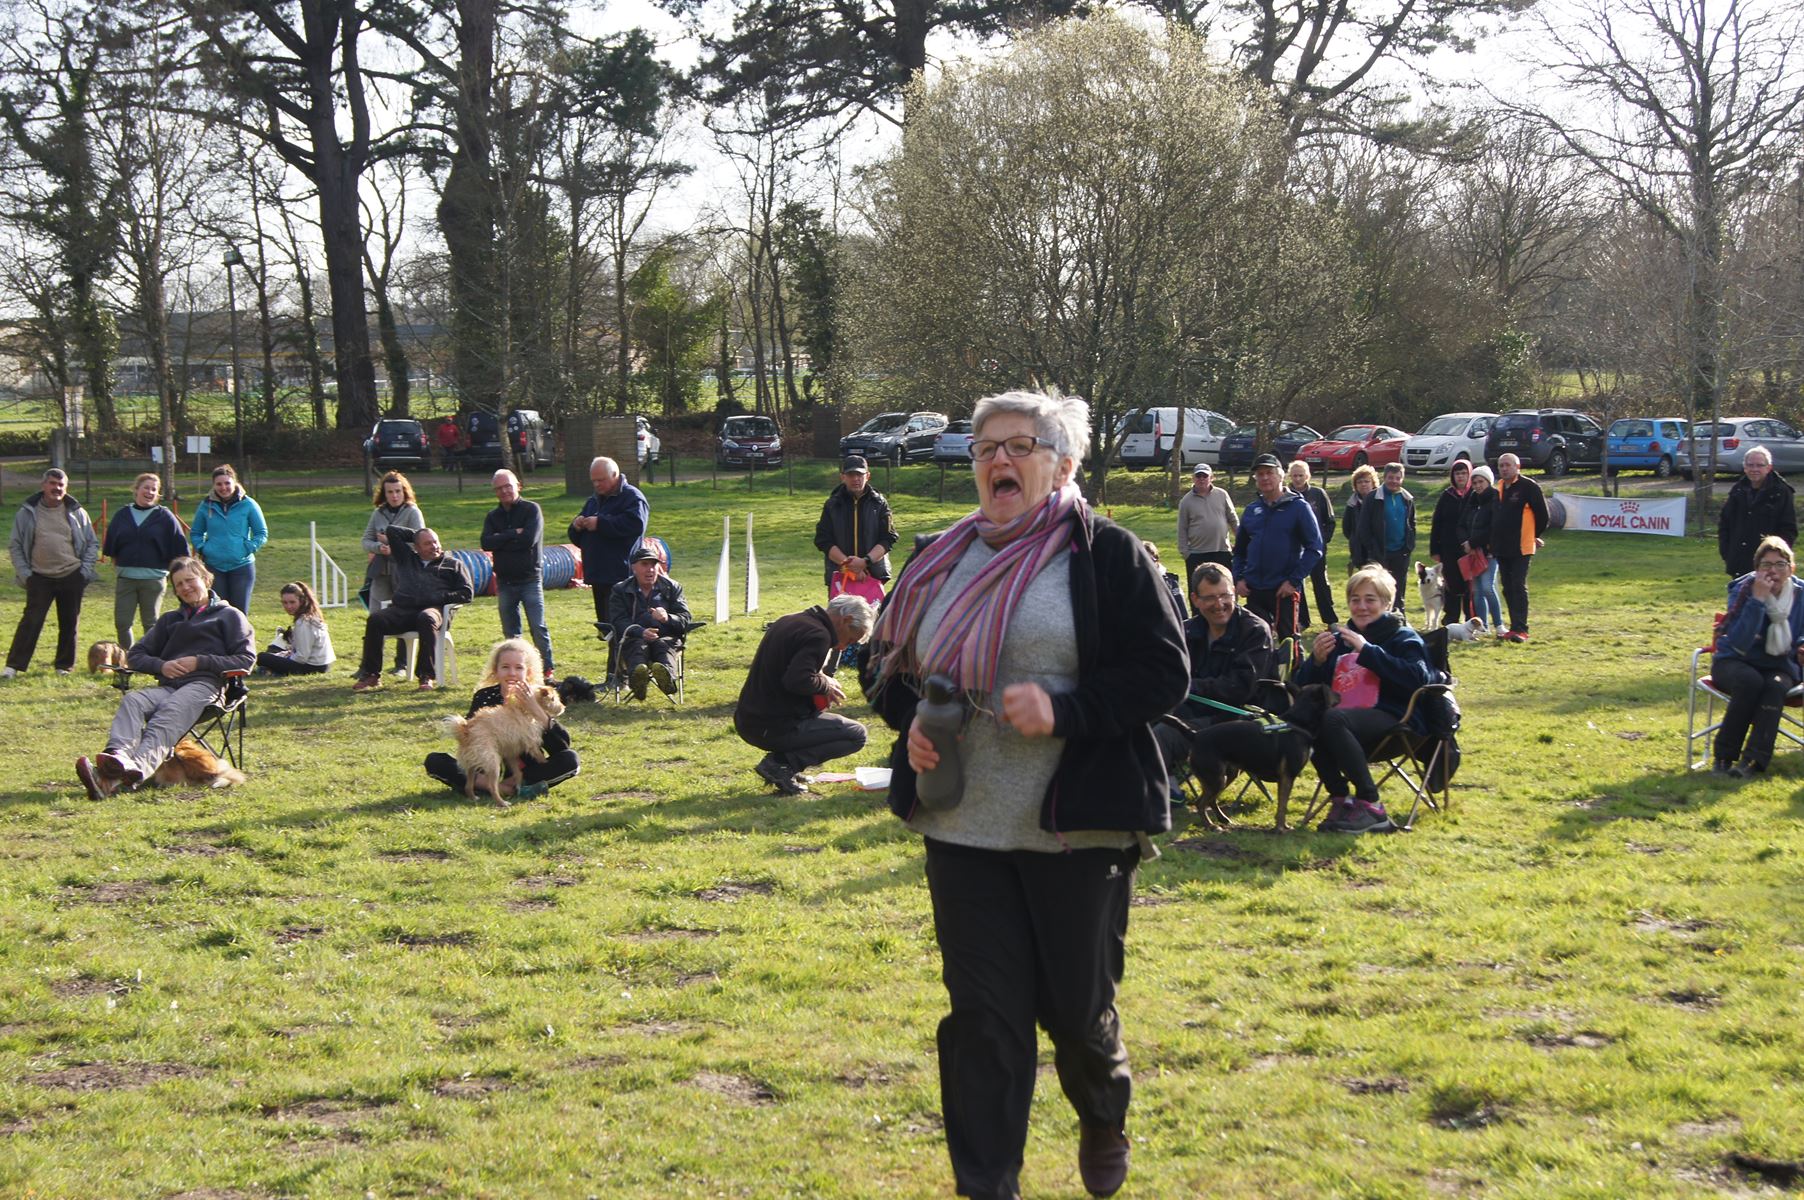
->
xmin=1 ymin=466 xmax=1800 ymax=1198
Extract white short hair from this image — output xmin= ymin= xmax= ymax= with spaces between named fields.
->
xmin=827 ymin=593 xmax=876 ymax=643
xmin=589 ymin=456 xmax=619 ymax=474
xmin=971 ymin=389 xmax=1091 ymax=462
xmin=1745 ymin=445 xmax=1773 ymax=466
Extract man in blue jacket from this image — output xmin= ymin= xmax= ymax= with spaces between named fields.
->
xmin=1231 ymin=453 xmax=1323 ymax=643
xmin=568 ymin=456 xmax=649 ymax=627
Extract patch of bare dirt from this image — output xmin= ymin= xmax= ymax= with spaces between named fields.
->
xmin=515 ymin=873 xmax=579 ymax=889
xmin=393 ymin=932 xmax=475 ymax=948
xmin=673 ymin=970 xmax=719 ymax=988
xmin=161 ymin=841 xmax=250 ymax=858
xmin=435 ymin=1014 xmax=484 ymax=1031
xmin=50 ymin=976 xmax=131 ymax=999
xmin=779 ymin=844 xmax=823 ymax=855
xmin=1624 ymin=842 xmax=1669 ymax=855
xmin=1673 ymin=1117 xmax=1742 ymax=1138
xmin=65 ymin=880 xmax=161 ymax=904
xmin=380 ymin=848 xmax=452 ymax=862
xmin=688 ymin=1071 xmax=775 ymax=1105
xmin=593 ymin=791 xmax=656 ymax=803
xmin=262 ymin=1097 xmax=391 ymax=1129
xmin=605 ymin=1019 xmax=696 ymax=1037
xmin=838 ymin=1067 xmax=900 ymax=1089
xmin=1631 ymin=911 xmax=1719 ymax=936
xmin=164 ymin=1190 xmax=259 ymax=1200
xmin=272 ymin=924 xmax=326 ymax=944
xmin=26 ymin=1062 xmax=203 ymax=1091
xmin=505 ymin=898 xmax=556 ymax=912
xmin=617 ymin=927 xmax=715 ymax=942
xmin=1169 ymin=837 xmax=1258 ymax=862
xmin=1344 ymin=1077 xmax=1410 ymax=1095
xmin=0 ymin=1023 xmax=34 ymax=1038
xmin=1524 ymin=1030 xmax=1615 ymax=1049
xmin=562 ymin=1054 xmax=627 ymax=1071
xmin=1130 ymin=893 xmax=1176 ymax=907
xmin=1662 ymin=989 xmax=1721 ymax=1010
xmin=432 ymin=1074 xmax=513 ymax=1099
xmin=693 ymin=881 xmax=774 ymax=902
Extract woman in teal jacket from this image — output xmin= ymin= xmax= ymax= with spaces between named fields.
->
xmin=188 ymin=464 xmax=268 ymax=614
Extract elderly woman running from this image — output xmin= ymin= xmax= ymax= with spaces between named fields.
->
xmin=866 ymin=388 xmax=1187 ymax=1200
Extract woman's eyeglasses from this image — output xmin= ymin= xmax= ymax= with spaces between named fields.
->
xmin=1757 ymin=559 xmax=1791 ymax=572
xmin=969 ymin=436 xmax=1054 ymax=462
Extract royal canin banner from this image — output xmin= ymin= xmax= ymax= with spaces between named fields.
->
xmin=1552 ymin=492 xmax=1687 ymax=537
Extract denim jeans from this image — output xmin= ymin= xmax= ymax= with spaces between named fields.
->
xmin=496 ymin=573 xmax=555 ymax=674
xmin=211 ymin=562 xmax=256 ymax=614
xmin=1471 ymin=559 xmax=1502 ymax=628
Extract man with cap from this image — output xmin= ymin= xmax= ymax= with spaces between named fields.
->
xmin=1177 ymin=462 xmax=1237 ymax=616
xmin=1231 ymin=453 xmax=1324 ymax=643
xmin=607 ymin=544 xmax=692 ymax=699
xmin=814 ymin=455 xmax=898 ymax=592
xmin=569 ymin=456 xmax=649 ymax=628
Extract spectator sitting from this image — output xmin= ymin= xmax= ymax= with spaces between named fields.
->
xmin=424 ymin=638 xmax=580 ymax=799
xmin=734 ymin=593 xmax=875 ymax=795
xmin=608 ymin=544 xmax=693 ymax=699
xmin=1293 ymin=564 xmax=1435 ymax=834
xmin=1709 ymin=535 xmax=1804 ymax=778
xmin=351 ymin=527 xmax=473 ymax=692
xmin=75 ymin=556 xmax=254 ymax=799
xmin=256 ymin=581 xmax=336 ymax=676
xmin=1154 ymin=562 xmax=1276 ymax=794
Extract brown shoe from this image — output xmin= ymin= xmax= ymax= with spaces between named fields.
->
xmin=417 ymin=678 xmax=438 ymax=691
xmin=96 ymin=752 xmax=143 ymax=788
xmin=352 ymin=674 xmax=382 ymax=692
xmin=76 ymin=757 xmax=117 ymax=802
xmin=1078 ymin=1123 xmax=1130 ymax=1198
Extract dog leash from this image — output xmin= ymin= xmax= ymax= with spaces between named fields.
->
xmin=1186 ymin=693 xmax=1291 ymax=734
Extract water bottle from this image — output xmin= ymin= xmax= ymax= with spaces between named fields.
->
xmin=915 ymin=674 xmax=966 ymax=811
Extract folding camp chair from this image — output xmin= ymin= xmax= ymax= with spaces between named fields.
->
xmin=1686 ymin=611 xmax=1804 ymax=770
xmin=594 ymin=619 xmax=696 ymax=704
xmin=394 ymin=602 xmax=462 ymax=686
xmin=109 ymin=667 xmax=250 ymax=772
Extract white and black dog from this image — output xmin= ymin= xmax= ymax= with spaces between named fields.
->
xmin=1415 ymin=561 xmax=1445 ymax=629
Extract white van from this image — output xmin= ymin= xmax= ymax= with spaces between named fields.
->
xmin=1401 ymin=412 xmax=1495 ymax=472
xmin=1118 ymin=406 xmax=1236 ymax=469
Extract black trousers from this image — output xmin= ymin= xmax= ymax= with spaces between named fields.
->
xmin=1498 ymin=555 xmax=1533 ymax=633
xmin=1247 ymin=586 xmax=1304 ymax=641
xmin=618 ymin=631 xmax=679 ymax=674
xmin=7 ymin=569 xmax=87 ymax=672
xmin=424 ymin=748 xmax=581 ymax=793
xmin=1712 ymin=657 xmax=1793 ymax=768
xmin=924 ymin=837 xmax=1137 ymax=1200
xmin=256 ymin=652 xmax=328 ymax=676
xmin=359 ymin=606 xmax=442 ymax=679
xmin=1307 ymin=562 xmax=1338 ymax=626
xmin=1309 ymin=705 xmax=1399 ymax=802
xmin=737 ymin=712 xmax=867 ymax=773
xmin=1381 ymin=551 xmax=1411 ymax=613
xmin=1441 ymin=565 xmax=1467 ymax=625
xmin=1183 ymin=552 xmax=1232 ymax=617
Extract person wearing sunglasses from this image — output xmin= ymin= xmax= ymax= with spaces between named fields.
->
xmin=1710 ymin=535 xmax=1804 ymax=778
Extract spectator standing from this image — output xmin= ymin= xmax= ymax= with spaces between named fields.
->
xmin=187 ymin=464 xmax=267 ymax=614
xmin=361 ymin=471 xmax=424 ymax=675
xmin=436 ymin=418 xmax=460 ymax=471
xmin=1342 ymin=464 xmax=1385 ymax=571
xmin=1718 ymin=446 xmax=1797 ymax=578
xmin=814 ymin=455 xmax=898 ymax=590
xmin=482 ymin=469 xmax=555 ymax=681
xmin=1231 ymin=453 xmax=1323 ymax=642
xmin=1459 ymin=466 xmax=1503 ymax=633
xmin=569 ymin=456 xmax=648 ymax=627
xmin=103 ymin=472 xmax=188 ymax=646
xmin=1493 ymin=453 xmax=1549 ymax=642
xmin=1176 ymin=463 xmax=1237 ymax=613
xmin=1428 ymin=461 xmax=1473 ymax=625
xmin=350 ymin=527 xmax=474 ymax=691
xmin=1374 ymin=463 xmax=1417 ymax=613
xmin=608 ymin=545 xmax=693 ymax=699
xmin=1286 ymin=460 xmax=1338 ymax=626
xmin=735 ymin=594 xmax=873 ymax=794
xmin=5 ymin=467 xmax=99 ymax=678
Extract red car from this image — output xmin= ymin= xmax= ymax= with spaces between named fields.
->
xmin=1294 ymin=425 xmax=1410 ymax=471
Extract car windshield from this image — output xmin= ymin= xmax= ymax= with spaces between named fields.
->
xmin=1327 ymin=427 xmax=1373 ymax=441
xmin=1417 ymin=416 xmax=1474 ymax=437
xmin=1492 ymin=413 xmax=1540 ymax=430
xmin=858 ymin=414 xmax=908 ymax=434
xmin=724 ymin=417 xmax=778 ymax=437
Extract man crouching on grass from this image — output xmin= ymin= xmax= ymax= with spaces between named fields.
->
xmin=734 ymin=594 xmax=875 ymax=795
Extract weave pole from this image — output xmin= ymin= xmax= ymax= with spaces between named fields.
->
xmin=715 ymin=514 xmax=731 ymax=625
xmin=744 ymin=513 xmax=760 ymax=615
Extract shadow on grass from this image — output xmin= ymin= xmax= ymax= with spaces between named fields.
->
xmin=1537 ymin=768 xmax=1753 ymax=845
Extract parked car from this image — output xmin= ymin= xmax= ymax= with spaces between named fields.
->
xmin=1402 ymin=412 xmax=1496 ymax=471
xmin=932 ymin=420 xmax=975 ymax=465
xmin=717 ymin=414 xmax=783 ymax=469
xmin=1118 ymin=406 xmax=1236 ymax=469
xmin=840 ymin=411 xmax=948 ymax=465
xmin=461 ymin=409 xmax=554 ymax=471
xmin=1293 ymin=424 xmax=1410 ymax=472
xmin=635 ymin=415 xmax=661 ymax=469
xmin=1217 ymin=422 xmax=1322 ymax=470
xmin=1484 ymin=408 xmax=1604 ymax=477
xmin=1677 ymin=417 xmax=1804 ymax=479
xmin=363 ymin=418 xmax=430 ymax=469
xmin=1606 ymin=417 xmax=1689 ymax=477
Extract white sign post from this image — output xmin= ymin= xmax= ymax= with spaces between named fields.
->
xmin=1551 ymin=492 xmax=1687 ymax=536
xmin=745 ymin=514 xmax=760 ymax=614
xmin=715 ymin=514 xmax=731 ymax=626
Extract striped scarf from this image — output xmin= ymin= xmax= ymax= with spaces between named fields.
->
xmin=874 ymin=483 xmax=1087 ymax=699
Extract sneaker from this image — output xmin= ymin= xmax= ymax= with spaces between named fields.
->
xmin=96 ymin=752 xmax=143 ymax=788
xmin=1504 ymin=631 xmax=1529 ymax=643
xmin=352 ymin=674 xmax=382 ymax=692
xmin=1335 ymin=798 xmax=1395 ymax=834
xmin=649 ymin=662 xmax=676 ymax=696
xmin=56 ymin=667 xmax=74 ymax=675
xmin=0 ymin=667 xmax=16 ymax=679
xmin=629 ymin=664 xmax=651 ymax=701
xmin=754 ymin=757 xmax=806 ymax=796
xmin=1316 ymin=797 xmax=1352 ymax=831
xmin=75 ymin=756 xmax=116 ymax=801
xmin=417 ymin=678 xmax=438 ymax=691
xmin=1077 ymin=1122 xmax=1130 ymax=1198
xmin=389 ymin=666 xmax=411 ymax=678
xmin=514 ymin=781 xmax=548 ymax=801
xmin=1729 ymin=759 xmax=1766 ymax=779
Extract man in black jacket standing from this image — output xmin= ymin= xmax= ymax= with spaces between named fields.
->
xmin=483 ymin=470 xmax=555 ymax=680
xmin=814 ymin=456 xmax=898 ymax=591
xmin=352 ymin=527 xmax=474 ymax=691
xmin=1719 ymin=447 xmax=1798 ymax=577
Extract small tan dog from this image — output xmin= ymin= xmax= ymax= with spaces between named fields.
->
xmin=441 ymin=685 xmax=565 ymax=806
xmin=150 ymin=737 xmax=246 ymax=788
xmin=88 ymin=641 xmax=129 ymax=673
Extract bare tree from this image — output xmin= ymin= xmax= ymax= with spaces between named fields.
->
xmin=361 ymin=154 xmax=414 ymax=417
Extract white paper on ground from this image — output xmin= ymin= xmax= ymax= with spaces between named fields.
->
xmin=854 ymin=767 xmax=892 ymax=791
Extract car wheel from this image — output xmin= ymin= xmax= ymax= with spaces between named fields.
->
xmin=1352 ymin=452 xmax=1368 ymax=468
xmin=1655 ymin=455 xmax=1673 ymax=478
xmin=1547 ymin=449 xmax=1568 ymax=477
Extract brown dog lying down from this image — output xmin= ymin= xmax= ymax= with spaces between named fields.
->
xmin=88 ymin=641 xmax=129 ymax=673
xmin=149 ymin=737 xmax=246 ymax=788
xmin=440 ymin=684 xmax=566 ymax=806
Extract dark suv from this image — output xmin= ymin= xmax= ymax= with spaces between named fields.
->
xmin=364 ymin=418 xmax=430 ymax=469
xmin=463 ymin=409 xmax=554 ymax=471
xmin=840 ymin=411 xmax=949 ymax=466
xmin=1485 ymin=408 xmax=1604 ymax=477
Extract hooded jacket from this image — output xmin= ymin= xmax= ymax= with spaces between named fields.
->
xmin=1428 ymin=467 xmax=1471 ymax=568
xmin=1718 ymin=472 xmax=1799 ymax=578
xmin=1232 ymin=488 xmax=1324 ymax=591
xmin=814 ymin=483 xmax=899 ymax=587
xmin=127 ymin=591 xmax=255 ymax=691
xmin=1458 ymin=483 xmax=1497 ymax=554
xmin=1343 ymin=490 xmax=1385 ymax=568
xmin=10 ymin=492 xmax=100 ymax=585
xmin=188 ymin=486 xmax=268 ymax=573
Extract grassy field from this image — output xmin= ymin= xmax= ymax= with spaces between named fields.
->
xmin=0 ymin=463 xmax=1799 ymax=1199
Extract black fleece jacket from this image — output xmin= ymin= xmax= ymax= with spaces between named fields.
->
xmin=864 ymin=510 xmax=1189 ymax=836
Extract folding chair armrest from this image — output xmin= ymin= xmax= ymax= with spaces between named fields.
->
xmin=1395 ymin=682 xmax=1453 ymax=729
xmin=594 ymin=621 xmax=618 ymax=643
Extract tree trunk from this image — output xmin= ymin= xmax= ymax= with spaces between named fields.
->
xmin=314 ymin=143 xmax=379 ymax=429
xmin=298 ymin=267 xmax=329 ymax=430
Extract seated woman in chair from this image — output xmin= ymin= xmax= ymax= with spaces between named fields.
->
xmin=75 ymin=556 xmax=255 ymax=800
xmin=424 ymin=638 xmax=580 ymax=801
xmin=1710 ymin=535 xmax=1804 ymax=778
xmin=1293 ymin=564 xmax=1434 ymax=834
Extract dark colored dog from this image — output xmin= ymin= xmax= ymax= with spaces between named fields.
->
xmin=1164 ymin=683 xmax=1340 ymax=832
xmin=556 ymin=675 xmax=598 ymax=706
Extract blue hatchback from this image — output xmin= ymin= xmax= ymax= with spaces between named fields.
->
xmin=1218 ymin=422 xmax=1321 ymax=469
xmin=1606 ymin=417 xmax=1688 ymax=477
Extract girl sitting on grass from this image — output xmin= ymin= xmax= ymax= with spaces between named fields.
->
xmin=255 ymin=582 xmax=336 ymax=676
xmin=423 ymin=638 xmax=580 ymax=801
